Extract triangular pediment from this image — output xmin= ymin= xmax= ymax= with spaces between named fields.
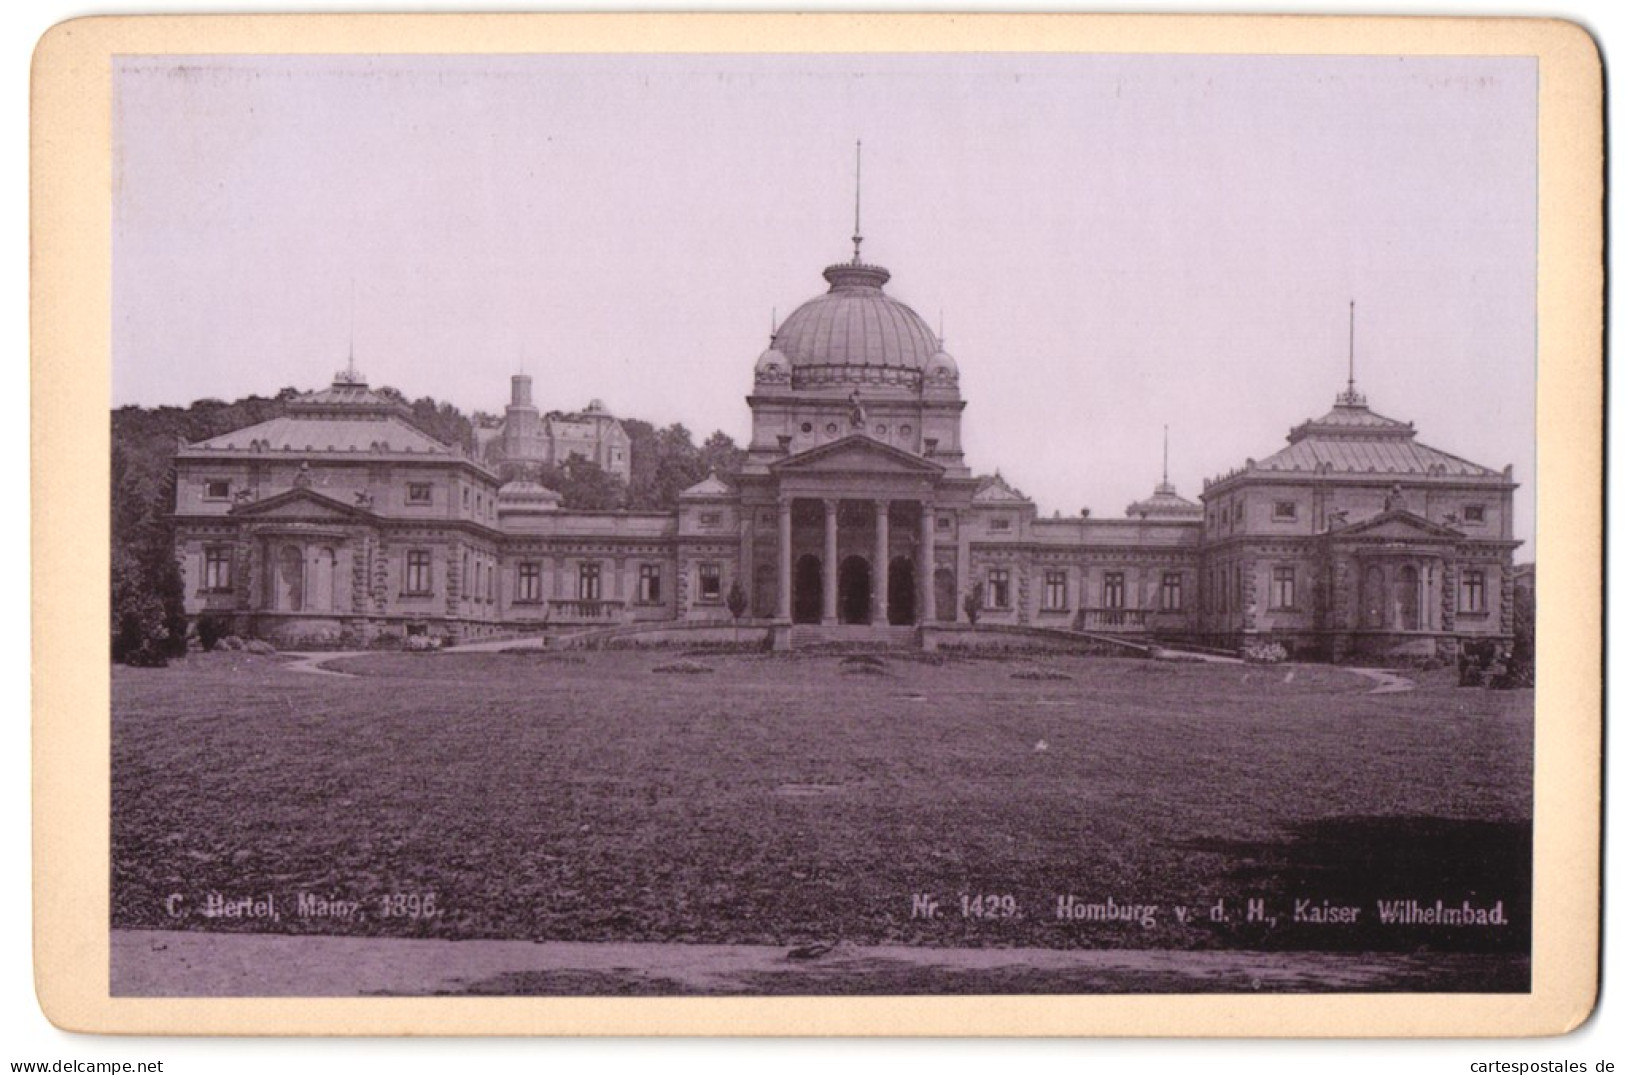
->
xmin=770 ymin=435 xmax=944 ymax=477
xmin=230 ymin=487 xmax=375 ymax=521
xmin=1330 ymin=509 xmax=1461 ymax=541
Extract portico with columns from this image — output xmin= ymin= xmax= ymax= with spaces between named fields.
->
xmin=757 ymin=435 xmax=957 ymax=628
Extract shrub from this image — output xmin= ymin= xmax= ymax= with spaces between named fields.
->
xmin=1243 ymin=641 xmax=1289 ymax=664
xmin=196 ymin=613 xmax=232 ymax=652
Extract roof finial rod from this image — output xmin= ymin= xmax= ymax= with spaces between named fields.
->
xmin=348 ymin=277 xmax=356 ymax=377
xmin=340 ymin=276 xmax=362 ymax=384
xmin=770 ymin=306 xmax=778 ymax=341
xmin=1337 ymin=299 xmax=1365 ymax=407
xmin=1347 ymin=299 xmax=1356 ymax=396
xmin=1162 ymin=424 xmax=1170 ymax=485
xmin=851 ymin=139 xmax=864 ymax=264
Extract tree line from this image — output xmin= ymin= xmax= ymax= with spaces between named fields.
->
xmin=110 ymin=388 xmax=747 ymax=664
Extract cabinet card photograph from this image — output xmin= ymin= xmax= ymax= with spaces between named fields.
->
xmin=33 ymin=13 xmax=1601 ymax=1037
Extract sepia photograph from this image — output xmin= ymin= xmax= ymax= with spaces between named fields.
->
xmin=101 ymin=45 xmax=1544 ymax=1002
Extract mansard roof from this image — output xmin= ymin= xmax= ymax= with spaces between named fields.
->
xmin=183 ymin=375 xmax=457 ymax=457
xmin=1208 ymin=392 xmax=1507 ymax=490
xmin=1125 ymin=480 xmax=1202 ymax=519
xmin=186 ymin=413 xmax=454 ymax=455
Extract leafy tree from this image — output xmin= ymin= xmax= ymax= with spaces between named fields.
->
xmin=1503 ymin=568 xmax=1535 ymax=688
xmin=621 ymin=418 xmax=662 ymax=509
xmin=726 ymin=578 xmax=749 ymax=641
xmin=963 ymin=583 xmax=984 ymax=628
xmin=534 ymin=456 xmax=627 ymax=511
xmin=110 ymin=455 xmax=188 ymax=666
xmin=700 ymin=430 xmax=746 ymax=482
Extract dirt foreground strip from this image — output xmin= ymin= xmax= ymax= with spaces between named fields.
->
xmin=111 ymin=929 xmax=1517 ymax=997
xmin=279 ymin=651 xmax=367 ymax=677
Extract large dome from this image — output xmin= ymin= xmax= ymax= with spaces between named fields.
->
xmin=774 ymin=261 xmax=940 ymax=377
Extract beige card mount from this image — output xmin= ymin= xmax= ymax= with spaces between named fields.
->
xmin=33 ymin=13 xmax=1601 ymax=1036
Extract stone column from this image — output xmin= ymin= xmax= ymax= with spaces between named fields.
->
xmin=920 ymin=500 xmax=937 ymax=622
xmin=822 ymin=498 xmax=839 ymax=625
xmin=777 ymin=498 xmax=793 ymax=621
xmin=873 ymin=499 xmax=891 ymax=625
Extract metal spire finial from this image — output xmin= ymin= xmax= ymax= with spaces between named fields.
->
xmin=347 ymin=277 xmax=356 ymax=377
xmin=1337 ymin=299 xmax=1366 ymax=406
xmin=339 ymin=277 xmax=363 ymax=384
xmin=1162 ymin=424 xmax=1169 ymax=485
xmin=1347 ymin=299 xmax=1356 ymax=396
xmin=851 ymin=139 xmax=864 ymax=264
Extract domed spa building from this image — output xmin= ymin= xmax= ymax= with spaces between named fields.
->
xmin=171 ymin=239 xmax=1519 ymax=662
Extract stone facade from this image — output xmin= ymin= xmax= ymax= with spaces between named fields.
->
xmin=172 ymin=246 xmax=1519 ymax=660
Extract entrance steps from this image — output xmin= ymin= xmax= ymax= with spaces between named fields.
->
xmin=790 ymin=624 xmax=921 ymax=650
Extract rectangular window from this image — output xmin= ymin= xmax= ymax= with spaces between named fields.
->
xmin=638 ymin=564 xmax=662 ymax=604
xmin=1270 ymin=566 xmax=1297 ymax=609
xmin=404 ymin=550 xmax=432 ymax=595
xmin=990 ymin=517 xmax=1012 ymax=533
xmin=1272 ymin=501 xmax=1298 ymax=521
xmin=203 ymin=547 xmax=232 ymax=591
xmin=1461 ymin=569 xmax=1487 ymax=613
xmin=407 ymin=482 xmax=433 ymax=505
xmin=578 ymin=562 xmax=602 ymax=601
xmin=699 ymin=511 xmax=722 ymax=526
xmin=987 ymin=568 xmax=1011 ymax=609
xmin=1103 ymin=571 xmax=1125 ymax=609
xmin=699 ymin=563 xmax=723 ymax=602
xmin=1161 ymin=572 xmax=1183 ymax=611
xmin=1042 ymin=570 xmax=1068 ymax=611
xmin=936 ymin=514 xmax=953 ymax=532
xmin=517 ymin=562 xmax=542 ymax=602
xmin=463 ymin=487 xmax=470 ymax=508
xmin=203 ymin=479 xmax=231 ymax=501
xmin=1463 ymin=504 xmax=1486 ymax=524
xmin=487 ymin=560 xmax=495 ymax=601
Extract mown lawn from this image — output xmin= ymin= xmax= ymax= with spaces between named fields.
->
xmin=112 ymin=650 xmax=1532 ymax=958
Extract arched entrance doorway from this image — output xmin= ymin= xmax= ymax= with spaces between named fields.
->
xmin=1397 ymin=565 xmax=1420 ymax=630
xmin=934 ymin=567 xmax=957 ymax=622
xmin=888 ymin=556 xmax=915 ymax=625
xmin=1362 ymin=564 xmax=1385 ymax=628
xmin=839 ymin=556 xmax=872 ymax=624
xmin=312 ymin=547 xmax=336 ymax=611
xmin=275 ymin=544 xmax=304 ymax=611
xmin=793 ymin=555 xmax=822 ymax=624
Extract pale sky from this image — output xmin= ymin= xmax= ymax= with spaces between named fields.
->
xmin=113 ymin=53 xmax=1537 ymax=551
